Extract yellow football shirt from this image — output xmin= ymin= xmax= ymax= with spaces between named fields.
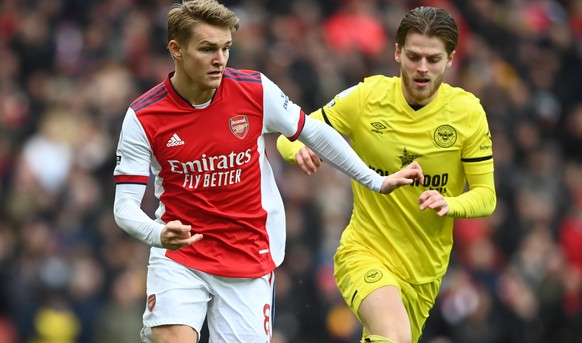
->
xmin=278 ymin=75 xmax=495 ymax=283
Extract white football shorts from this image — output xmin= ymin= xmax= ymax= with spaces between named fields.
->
xmin=140 ymin=248 xmax=275 ymax=343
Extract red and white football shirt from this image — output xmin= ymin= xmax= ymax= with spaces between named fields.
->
xmin=114 ymin=68 xmax=306 ymax=278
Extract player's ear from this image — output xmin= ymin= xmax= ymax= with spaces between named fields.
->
xmin=446 ymin=50 xmax=456 ymax=67
xmin=394 ymin=43 xmax=401 ymax=63
xmin=168 ymin=40 xmax=182 ymax=61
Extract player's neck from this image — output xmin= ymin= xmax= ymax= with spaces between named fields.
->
xmin=170 ymin=73 xmax=216 ymax=106
xmin=408 ymin=103 xmax=425 ymax=111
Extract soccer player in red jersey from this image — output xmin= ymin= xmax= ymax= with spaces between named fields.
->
xmin=112 ymin=1 xmax=424 ymax=342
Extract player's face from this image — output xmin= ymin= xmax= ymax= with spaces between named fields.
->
xmin=395 ymin=32 xmax=454 ymax=106
xmin=170 ymin=22 xmax=232 ymax=98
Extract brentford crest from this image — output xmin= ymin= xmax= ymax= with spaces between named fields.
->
xmin=229 ymin=115 xmax=249 ymax=139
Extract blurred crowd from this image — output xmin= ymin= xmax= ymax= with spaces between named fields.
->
xmin=1 ymin=0 xmax=582 ymax=342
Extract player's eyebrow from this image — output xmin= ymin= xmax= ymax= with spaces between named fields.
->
xmin=199 ymin=38 xmax=232 ymax=46
xmin=403 ymin=48 xmax=443 ymax=58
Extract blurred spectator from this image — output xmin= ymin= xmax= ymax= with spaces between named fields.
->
xmin=323 ymin=0 xmax=387 ymax=58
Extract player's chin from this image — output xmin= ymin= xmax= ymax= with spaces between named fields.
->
xmin=205 ymin=77 xmax=222 ymax=88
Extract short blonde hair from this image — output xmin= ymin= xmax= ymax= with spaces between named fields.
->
xmin=167 ymin=0 xmax=240 ymax=45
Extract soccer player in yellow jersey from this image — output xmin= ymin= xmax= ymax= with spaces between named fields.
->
xmin=277 ymin=6 xmax=496 ymax=343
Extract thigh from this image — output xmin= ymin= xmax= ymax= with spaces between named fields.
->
xmin=149 ymin=325 xmax=198 ymax=343
xmin=334 ymin=247 xmax=410 ymax=341
xmin=359 ymin=285 xmax=411 ymax=343
xmin=334 ymin=245 xmax=441 ymax=343
xmin=366 ymin=279 xmax=440 ymax=343
xmin=205 ymin=271 xmax=275 ymax=343
xmin=406 ymin=280 xmax=441 ymax=343
xmin=334 ymin=246 xmax=401 ymax=323
xmin=142 ymin=248 xmax=210 ymax=341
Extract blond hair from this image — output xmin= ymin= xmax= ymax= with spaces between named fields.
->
xmin=167 ymin=0 xmax=240 ymax=45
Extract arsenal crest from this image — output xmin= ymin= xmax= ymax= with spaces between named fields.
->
xmin=147 ymin=294 xmax=156 ymax=312
xmin=229 ymin=115 xmax=249 ymax=139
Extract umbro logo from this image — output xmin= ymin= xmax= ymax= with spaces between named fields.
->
xmin=371 ymin=122 xmax=387 ymax=134
xmin=167 ymin=133 xmax=185 ymax=147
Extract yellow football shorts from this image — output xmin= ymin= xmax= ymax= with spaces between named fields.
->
xmin=334 ymin=244 xmax=442 ymax=343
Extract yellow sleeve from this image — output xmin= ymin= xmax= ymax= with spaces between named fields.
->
xmin=276 ymin=109 xmax=326 ymax=164
xmin=444 ymin=169 xmax=496 ymax=218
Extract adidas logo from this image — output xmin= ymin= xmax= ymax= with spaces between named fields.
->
xmin=166 ymin=133 xmax=185 ymax=147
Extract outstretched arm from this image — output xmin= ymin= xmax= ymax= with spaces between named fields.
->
xmin=280 ymin=116 xmax=423 ymax=194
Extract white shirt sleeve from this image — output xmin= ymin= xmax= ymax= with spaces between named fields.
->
xmin=113 ymin=108 xmax=152 ymax=178
xmin=113 ymin=183 xmax=164 ymax=247
xmin=261 ymin=73 xmax=304 ymax=138
xmin=261 ymin=73 xmax=384 ymax=192
xmin=299 ymin=116 xmax=384 ymax=192
xmin=113 ymin=108 xmax=163 ymax=247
